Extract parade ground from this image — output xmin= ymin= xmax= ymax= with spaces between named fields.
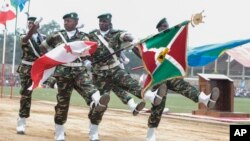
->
xmin=0 ymin=96 xmax=235 ymax=141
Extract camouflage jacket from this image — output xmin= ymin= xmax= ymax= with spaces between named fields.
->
xmin=88 ymin=29 xmax=128 ymax=70
xmin=42 ymin=29 xmax=89 ymax=77
xmin=16 ymin=33 xmax=45 ymax=74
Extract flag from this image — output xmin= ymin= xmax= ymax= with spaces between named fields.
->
xmin=0 ymin=0 xmax=16 ymax=25
xmin=138 ymin=21 xmax=189 ymax=94
xmin=187 ymin=38 xmax=250 ymax=67
xmin=29 ymin=40 xmax=97 ymax=90
xmin=10 ymin=0 xmax=28 ymax=12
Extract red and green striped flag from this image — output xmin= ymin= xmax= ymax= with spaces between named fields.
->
xmin=138 ymin=21 xmax=189 ymax=94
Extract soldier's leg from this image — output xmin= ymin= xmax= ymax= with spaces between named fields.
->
xmin=54 ymin=77 xmax=73 ymax=141
xmin=167 ymin=78 xmax=220 ymax=109
xmin=16 ymin=73 xmax=33 ymax=134
xmin=112 ymin=69 xmax=166 ymax=106
xmin=167 ymin=78 xmax=199 ymax=102
xmin=74 ymin=70 xmax=110 ymax=112
xmin=112 ymin=85 xmax=145 ymax=116
xmin=43 ymin=76 xmax=57 ymax=88
xmin=83 ymin=73 xmax=111 ymax=141
xmin=147 ymin=95 xmax=167 ymax=141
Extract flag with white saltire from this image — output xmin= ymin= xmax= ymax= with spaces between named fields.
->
xmin=29 ymin=40 xmax=97 ymax=90
xmin=138 ymin=21 xmax=189 ymax=95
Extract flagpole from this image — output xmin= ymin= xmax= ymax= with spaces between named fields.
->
xmin=10 ymin=3 xmax=19 ymax=99
xmin=92 ymin=21 xmax=190 ymax=65
xmin=1 ymin=26 xmax=7 ymax=98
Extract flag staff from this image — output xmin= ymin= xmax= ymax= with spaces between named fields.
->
xmin=10 ymin=1 xmax=19 ymax=98
xmin=1 ymin=26 xmax=7 ymax=98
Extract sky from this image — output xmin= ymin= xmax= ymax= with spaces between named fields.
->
xmin=1 ymin=0 xmax=250 ymax=48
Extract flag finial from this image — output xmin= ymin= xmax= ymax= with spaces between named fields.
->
xmin=190 ymin=10 xmax=205 ymax=27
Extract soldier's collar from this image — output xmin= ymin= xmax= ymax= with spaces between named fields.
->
xmin=100 ymin=29 xmax=109 ymax=36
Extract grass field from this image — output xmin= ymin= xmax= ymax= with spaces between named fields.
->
xmin=1 ymin=86 xmax=250 ymax=113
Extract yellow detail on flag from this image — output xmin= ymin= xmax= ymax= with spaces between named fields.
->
xmin=157 ymin=48 xmax=169 ymax=62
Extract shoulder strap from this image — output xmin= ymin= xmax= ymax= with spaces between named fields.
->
xmin=94 ymin=32 xmax=119 ymax=62
xmin=28 ymin=39 xmax=40 ymax=57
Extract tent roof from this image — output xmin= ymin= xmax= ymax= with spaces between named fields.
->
xmin=226 ymin=45 xmax=250 ymax=68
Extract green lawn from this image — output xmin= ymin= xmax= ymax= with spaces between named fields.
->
xmin=1 ymin=86 xmax=250 ymax=113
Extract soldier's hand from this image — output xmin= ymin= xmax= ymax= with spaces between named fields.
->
xmin=123 ymin=34 xmax=134 ymax=42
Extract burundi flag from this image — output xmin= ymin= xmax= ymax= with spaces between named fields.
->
xmin=0 ymin=0 xmax=16 ymax=25
xmin=138 ymin=21 xmax=189 ymax=94
xmin=29 ymin=40 xmax=97 ymax=90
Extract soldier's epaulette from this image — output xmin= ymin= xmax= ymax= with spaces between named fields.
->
xmin=110 ymin=29 xmax=124 ymax=34
xmin=89 ymin=29 xmax=98 ymax=34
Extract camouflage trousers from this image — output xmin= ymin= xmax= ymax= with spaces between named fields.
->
xmin=43 ymin=76 xmax=57 ymax=88
xmin=54 ymin=68 xmax=98 ymax=125
xmin=90 ymin=66 xmax=142 ymax=125
xmin=18 ymin=73 xmax=33 ymax=118
xmin=112 ymin=85 xmax=132 ymax=104
xmin=148 ymin=78 xmax=200 ymax=128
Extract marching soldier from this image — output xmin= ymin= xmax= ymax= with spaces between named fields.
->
xmin=87 ymin=13 xmax=167 ymax=141
xmin=144 ymin=18 xmax=220 ymax=141
xmin=39 ymin=12 xmax=110 ymax=141
xmin=16 ymin=16 xmax=46 ymax=134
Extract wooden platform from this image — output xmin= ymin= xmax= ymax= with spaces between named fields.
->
xmin=192 ymin=110 xmax=250 ymax=118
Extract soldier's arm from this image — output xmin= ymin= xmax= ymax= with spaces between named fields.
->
xmin=132 ymin=47 xmax=141 ymax=59
xmin=22 ymin=19 xmax=42 ymax=43
xmin=119 ymin=32 xmax=134 ymax=42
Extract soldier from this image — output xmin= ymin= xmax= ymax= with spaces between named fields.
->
xmin=113 ymin=51 xmax=146 ymax=116
xmin=87 ymin=13 xmax=167 ymax=141
xmin=16 ymin=16 xmax=46 ymax=134
xmin=144 ymin=18 xmax=220 ymax=141
xmin=39 ymin=12 xmax=110 ymax=141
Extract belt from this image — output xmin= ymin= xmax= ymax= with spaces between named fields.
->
xmin=95 ymin=61 xmax=120 ymax=70
xmin=62 ymin=63 xmax=83 ymax=67
xmin=21 ymin=60 xmax=34 ymax=65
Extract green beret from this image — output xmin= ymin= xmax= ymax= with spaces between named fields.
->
xmin=156 ymin=18 xmax=168 ymax=28
xmin=63 ymin=12 xmax=79 ymax=20
xmin=97 ymin=13 xmax=112 ymax=20
xmin=27 ymin=17 xmax=36 ymax=22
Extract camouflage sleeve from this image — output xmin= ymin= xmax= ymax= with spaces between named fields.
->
xmin=41 ymin=32 xmax=62 ymax=49
xmin=19 ymin=34 xmax=28 ymax=46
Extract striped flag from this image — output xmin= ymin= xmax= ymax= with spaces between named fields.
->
xmin=138 ymin=21 xmax=189 ymax=95
xmin=29 ymin=40 xmax=97 ymax=90
xmin=187 ymin=38 xmax=250 ymax=67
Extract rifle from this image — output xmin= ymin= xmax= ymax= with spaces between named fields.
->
xmin=91 ymin=42 xmax=137 ymax=65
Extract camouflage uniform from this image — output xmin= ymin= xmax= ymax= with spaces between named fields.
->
xmin=42 ymin=29 xmax=99 ymax=125
xmin=88 ymin=29 xmax=142 ymax=124
xmin=17 ymin=32 xmax=45 ymax=118
xmin=148 ymin=78 xmax=199 ymax=128
xmin=43 ymin=76 xmax=57 ymax=88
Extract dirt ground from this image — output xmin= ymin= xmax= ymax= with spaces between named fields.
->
xmin=0 ymin=97 xmax=230 ymax=141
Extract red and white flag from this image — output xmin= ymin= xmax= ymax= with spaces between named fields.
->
xmin=29 ymin=40 xmax=97 ymax=90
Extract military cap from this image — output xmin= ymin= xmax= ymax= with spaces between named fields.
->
xmin=97 ymin=13 xmax=112 ymax=20
xmin=63 ymin=12 xmax=79 ymax=20
xmin=27 ymin=17 xmax=37 ymax=22
xmin=156 ymin=18 xmax=168 ymax=29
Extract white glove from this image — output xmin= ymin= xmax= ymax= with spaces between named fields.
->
xmin=83 ymin=60 xmax=92 ymax=70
